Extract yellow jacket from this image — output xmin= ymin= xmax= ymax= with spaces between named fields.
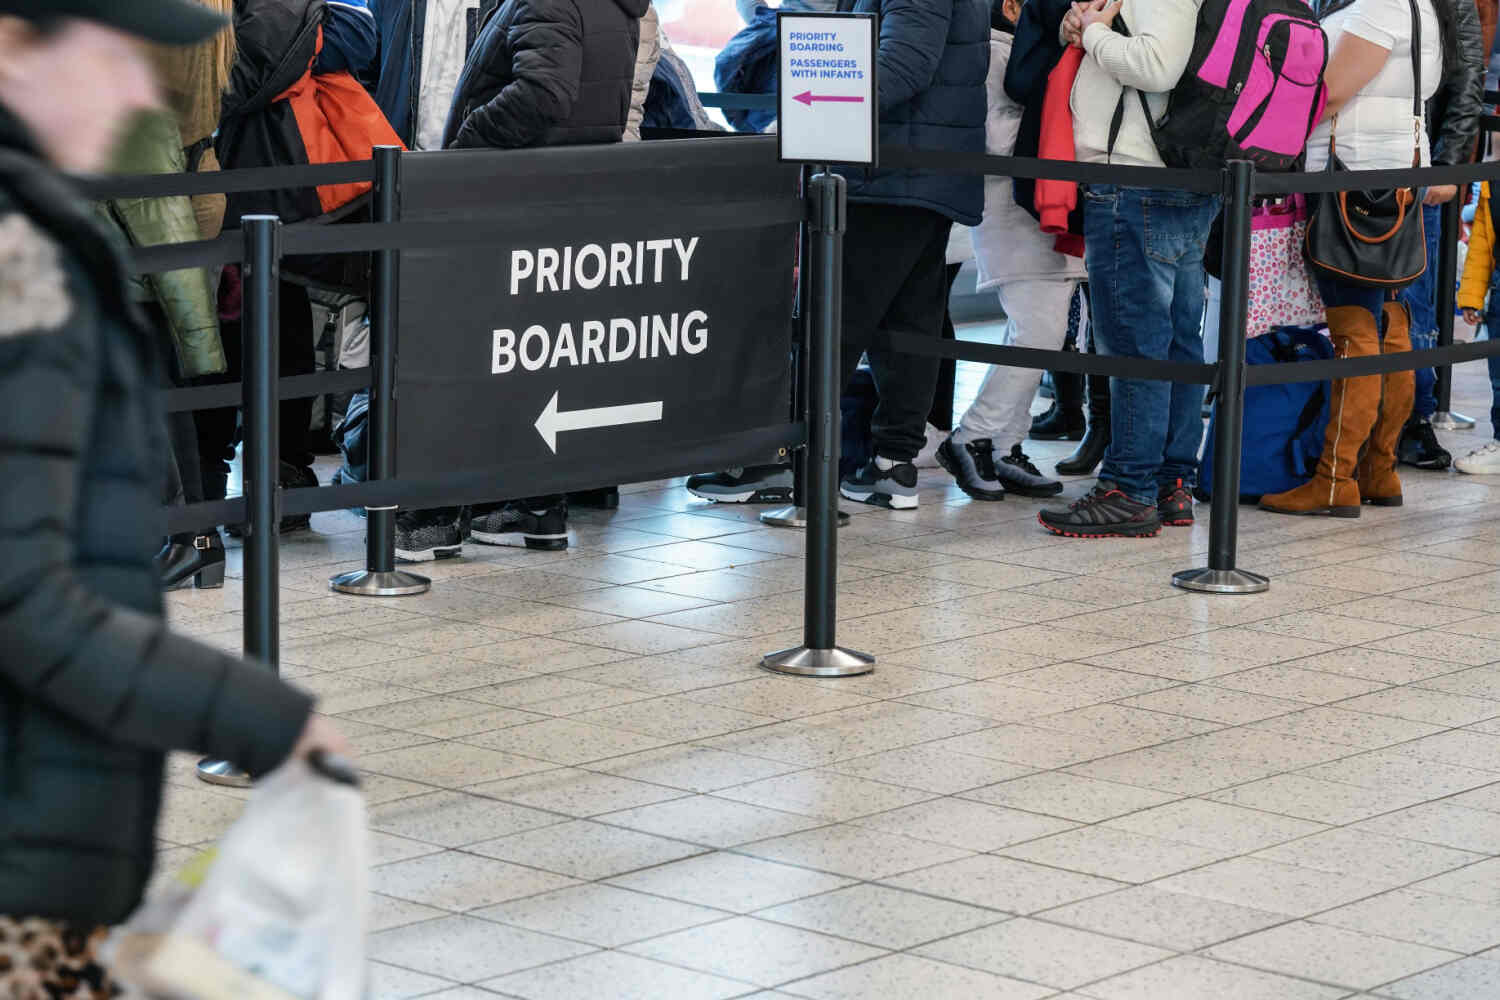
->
xmin=1460 ymin=182 xmax=1495 ymax=313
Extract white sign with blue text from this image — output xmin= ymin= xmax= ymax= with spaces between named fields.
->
xmin=777 ymin=12 xmax=878 ymax=166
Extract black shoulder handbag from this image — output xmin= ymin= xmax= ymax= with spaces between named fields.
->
xmin=1304 ymin=0 xmax=1428 ymax=290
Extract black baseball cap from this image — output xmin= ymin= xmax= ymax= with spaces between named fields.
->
xmin=0 ymin=0 xmax=228 ymax=45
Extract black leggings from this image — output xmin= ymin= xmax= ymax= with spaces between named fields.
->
xmin=195 ymin=279 xmax=316 ymax=499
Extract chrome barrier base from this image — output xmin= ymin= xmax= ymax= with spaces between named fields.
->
xmin=197 ymin=758 xmax=253 ymax=788
xmin=760 ymin=506 xmax=851 ymax=529
xmin=1172 ymin=567 xmax=1270 ymax=595
xmin=1431 ymin=411 xmax=1476 ymax=431
xmin=762 ymin=645 xmax=875 ymax=677
xmin=329 ymin=569 xmax=432 ymax=597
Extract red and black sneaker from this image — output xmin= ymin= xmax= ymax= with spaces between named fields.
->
xmin=1158 ymin=479 xmax=1195 ymax=527
xmin=1038 ymin=482 xmax=1162 ymax=539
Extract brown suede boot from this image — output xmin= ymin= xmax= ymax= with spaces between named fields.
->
xmin=1260 ymin=305 xmax=1383 ymax=517
xmin=1355 ymin=302 xmax=1415 ymax=507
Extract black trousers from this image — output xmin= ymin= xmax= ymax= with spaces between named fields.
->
xmin=838 ymin=203 xmax=953 ymax=462
xmin=195 ymin=279 xmax=317 ymax=499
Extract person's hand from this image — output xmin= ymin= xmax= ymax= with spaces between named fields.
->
xmin=1425 ymin=185 xmax=1459 ymax=206
xmin=1079 ymin=0 xmax=1124 ymax=35
xmin=1464 ymin=307 xmax=1483 ymax=325
xmin=290 ymin=714 xmax=352 ymax=762
xmin=1062 ymin=5 xmax=1085 ymax=46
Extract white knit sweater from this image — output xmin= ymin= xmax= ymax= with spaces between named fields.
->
xmin=1070 ymin=0 xmax=1203 ymax=167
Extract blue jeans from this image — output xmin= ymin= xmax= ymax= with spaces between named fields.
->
xmin=1084 ymin=185 xmax=1220 ymax=504
xmin=1399 ymin=204 xmax=1442 ymax=418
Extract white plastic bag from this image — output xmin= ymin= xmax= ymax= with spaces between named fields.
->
xmin=109 ymin=756 xmax=369 ymax=1000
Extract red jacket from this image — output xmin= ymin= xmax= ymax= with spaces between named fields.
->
xmin=1036 ymin=45 xmax=1084 ymax=257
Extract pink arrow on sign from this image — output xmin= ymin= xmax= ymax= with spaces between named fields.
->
xmin=793 ymin=90 xmax=866 ymax=106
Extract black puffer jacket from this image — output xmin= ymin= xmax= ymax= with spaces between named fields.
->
xmin=1430 ymin=0 xmax=1486 ymax=166
xmin=442 ymin=0 xmax=649 ymax=149
xmin=0 ymin=109 xmax=313 ymax=926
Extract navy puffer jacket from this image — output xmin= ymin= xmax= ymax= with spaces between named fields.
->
xmin=838 ymin=0 xmax=988 ymax=225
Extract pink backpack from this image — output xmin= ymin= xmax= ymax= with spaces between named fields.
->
xmin=1109 ymin=0 xmax=1329 ymax=172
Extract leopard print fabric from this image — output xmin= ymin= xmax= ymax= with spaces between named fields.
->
xmin=0 ymin=918 xmax=140 ymax=1000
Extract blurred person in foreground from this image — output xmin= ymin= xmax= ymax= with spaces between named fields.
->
xmin=0 ymin=1 xmax=345 ymax=990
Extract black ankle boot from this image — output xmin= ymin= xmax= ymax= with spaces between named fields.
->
xmin=1030 ymin=369 xmax=1086 ymax=441
xmin=1057 ymin=374 xmax=1110 ymax=476
xmin=567 ymin=487 xmax=619 ymax=510
xmin=157 ymin=534 xmax=227 ymax=590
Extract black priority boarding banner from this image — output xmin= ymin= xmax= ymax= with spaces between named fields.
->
xmin=396 ymin=138 xmax=801 ymax=493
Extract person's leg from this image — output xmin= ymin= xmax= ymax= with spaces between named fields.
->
xmin=1406 ymin=203 xmax=1441 ymax=421
xmin=1157 ymin=195 xmax=1218 ymax=499
xmin=1059 ymin=285 xmax=1110 ymax=476
xmin=865 ymin=210 xmax=952 ymax=462
xmin=278 ymin=281 xmax=317 ymax=474
xmin=1260 ymin=280 xmax=1384 ymax=515
xmin=927 ymin=262 xmax=963 ymax=432
xmin=837 ymin=204 xmax=946 ymax=510
xmin=944 ymin=278 xmax=1074 ymax=499
xmin=1356 ymin=300 xmax=1416 ymax=505
xmin=1087 ymin=187 xmax=1182 ymax=504
xmin=195 ymin=310 xmax=242 ymax=503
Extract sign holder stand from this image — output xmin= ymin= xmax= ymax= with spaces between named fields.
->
xmin=332 ymin=146 xmax=432 ymax=598
xmin=764 ymin=168 xmax=873 ymax=677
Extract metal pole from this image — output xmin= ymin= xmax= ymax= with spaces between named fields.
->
xmin=332 ymin=146 xmax=430 ymax=596
xmin=1175 ymin=160 xmax=1269 ymax=595
xmin=763 ymin=168 xmax=873 ymax=677
xmin=1431 ymin=196 xmax=1475 ymax=430
xmin=764 ymin=182 xmax=849 ymax=531
xmin=200 ymin=215 xmax=283 ymax=787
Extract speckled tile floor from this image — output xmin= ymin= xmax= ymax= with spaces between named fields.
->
xmin=158 ymin=349 xmax=1500 ymax=999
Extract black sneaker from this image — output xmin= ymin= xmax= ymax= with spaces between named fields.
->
xmin=394 ymin=509 xmax=463 ymax=562
xmin=1398 ymin=417 xmax=1453 ymax=470
xmin=686 ymin=466 xmax=793 ymax=504
xmin=1038 ymin=482 xmax=1161 ymax=538
xmin=840 ymin=457 xmax=919 ymax=510
xmin=1158 ymin=479 xmax=1195 ymax=527
xmin=996 ymin=445 xmax=1064 ymax=498
xmin=470 ymin=497 xmax=570 ymax=551
xmin=936 ymin=435 xmax=1005 ymax=501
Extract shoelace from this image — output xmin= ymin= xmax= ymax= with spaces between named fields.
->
xmin=1007 ymin=445 xmax=1043 ymax=477
xmin=969 ymin=441 xmax=1000 ymax=480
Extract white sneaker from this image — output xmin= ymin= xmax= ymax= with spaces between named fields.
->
xmin=1456 ymin=440 xmax=1500 ymax=475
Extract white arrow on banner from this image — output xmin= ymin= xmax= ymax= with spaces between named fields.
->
xmin=534 ymin=391 xmax=664 ymax=453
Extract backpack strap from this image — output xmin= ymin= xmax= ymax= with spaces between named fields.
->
xmin=1102 ymin=13 xmax=1159 ymax=164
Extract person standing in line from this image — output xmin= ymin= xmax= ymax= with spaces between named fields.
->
xmin=1259 ymin=0 xmax=1443 ymax=516
xmin=98 ymin=1 xmax=237 ymax=591
xmin=393 ymin=0 xmax=648 ymax=561
xmin=0 ymin=2 xmax=347 ymax=989
xmin=1395 ymin=0 xmax=1485 ymax=472
xmin=831 ymin=0 xmax=989 ymax=511
xmin=200 ymin=0 xmax=381 ymax=534
xmin=1456 ymin=177 xmax=1500 ymax=473
xmin=1037 ymin=0 xmax=1215 ymax=537
xmin=939 ymin=0 xmax=1086 ymax=503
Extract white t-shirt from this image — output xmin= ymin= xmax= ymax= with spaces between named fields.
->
xmin=1305 ymin=0 xmax=1442 ymax=172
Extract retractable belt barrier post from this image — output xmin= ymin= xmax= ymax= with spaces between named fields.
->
xmin=200 ymin=215 xmax=283 ymax=788
xmin=1175 ymin=161 xmax=1270 ymax=594
xmin=1431 ymin=197 xmax=1475 ymax=430
xmin=331 ymin=146 xmax=432 ymax=597
xmin=764 ymin=167 xmax=850 ymax=531
xmin=763 ymin=169 xmax=874 ymax=677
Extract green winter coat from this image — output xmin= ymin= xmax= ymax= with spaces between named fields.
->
xmin=97 ymin=110 xmax=227 ymax=378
